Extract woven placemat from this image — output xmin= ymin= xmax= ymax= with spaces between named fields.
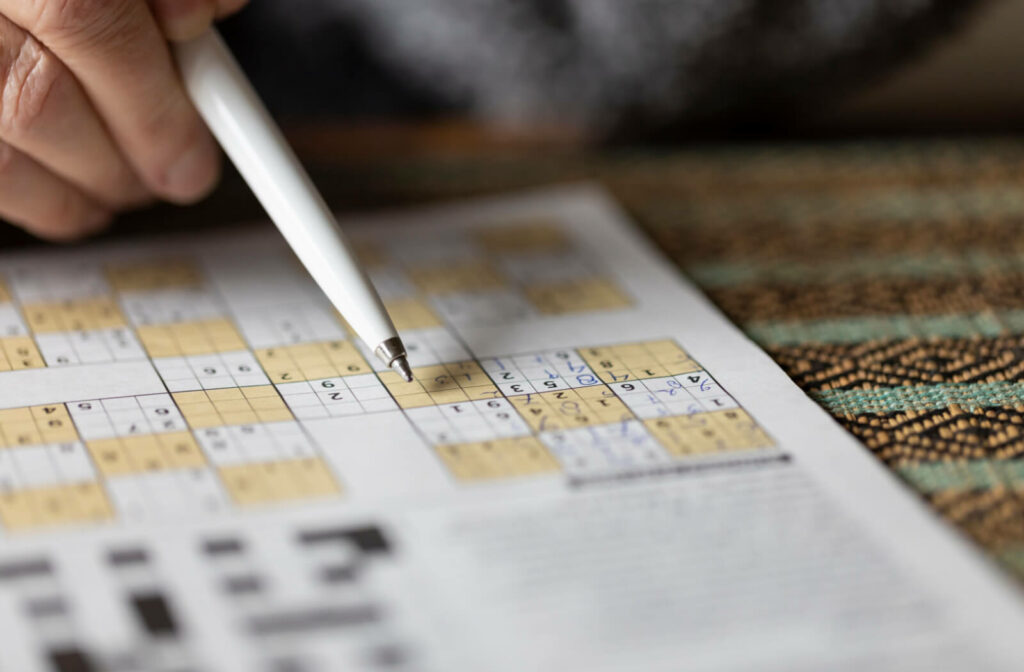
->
xmin=278 ymin=138 xmax=1024 ymax=581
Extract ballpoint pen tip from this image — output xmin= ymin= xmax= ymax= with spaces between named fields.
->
xmin=391 ymin=355 xmax=413 ymax=383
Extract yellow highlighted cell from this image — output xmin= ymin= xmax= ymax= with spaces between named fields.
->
xmin=407 ymin=262 xmax=505 ymax=294
xmin=173 ymin=386 xmax=292 ymax=428
xmin=379 ymin=360 xmax=500 ymax=408
xmin=525 ymin=278 xmax=630 ymax=315
xmin=509 ymin=386 xmax=633 ymax=432
xmin=255 ymin=340 xmax=371 ymax=383
xmin=23 ymin=297 xmax=125 ymax=333
xmin=136 ymin=318 xmax=245 ymax=357
xmin=106 ymin=259 xmax=203 ymax=292
xmin=0 ymin=482 xmax=113 ymax=532
xmin=645 ymin=409 xmax=773 ymax=457
xmin=435 ymin=436 xmax=560 ymax=481
xmin=579 ymin=340 xmax=699 ymax=382
xmin=0 ymin=404 xmax=77 ymax=448
xmin=220 ymin=457 xmax=340 ymax=506
xmin=475 ymin=222 xmax=569 ymax=254
xmin=0 ymin=337 xmax=45 ymax=371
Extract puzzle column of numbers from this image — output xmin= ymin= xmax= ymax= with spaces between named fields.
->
xmin=0 ymin=402 xmax=112 ymax=531
xmin=0 ymin=265 xmax=145 ymax=368
xmin=109 ymin=259 xmax=268 ymax=391
xmin=578 ymin=341 xmax=774 ymax=458
xmin=422 ymin=340 xmax=776 ymax=482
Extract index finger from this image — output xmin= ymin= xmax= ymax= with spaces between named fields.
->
xmin=2 ymin=0 xmax=220 ymax=202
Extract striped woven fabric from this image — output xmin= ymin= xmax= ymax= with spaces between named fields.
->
xmin=318 ymin=138 xmax=1024 ymax=579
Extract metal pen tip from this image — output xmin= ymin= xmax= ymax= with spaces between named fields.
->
xmin=391 ymin=355 xmax=413 ymax=383
xmin=375 ymin=336 xmax=413 ymax=382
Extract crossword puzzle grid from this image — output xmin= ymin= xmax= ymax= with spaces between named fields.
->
xmin=0 ymin=223 xmax=773 ymax=533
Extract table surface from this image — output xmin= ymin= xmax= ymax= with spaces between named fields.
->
xmin=10 ymin=128 xmax=1024 ymax=582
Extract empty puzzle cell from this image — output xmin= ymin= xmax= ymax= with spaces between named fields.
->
xmin=525 ymin=278 xmax=631 ymax=315
xmin=383 ymin=298 xmax=442 ymax=330
xmin=645 ymin=417 xmax=729 ymax=456
xmin=0 ymin=407 xmax=33 ymax=423
xmin=429 ymin=389 xmax=469 ymax=406
xmin=158 ymin=433 xmax=206 ymax=469
xmin=324 ymin=340 xmax=369 ymax=363
xmin=172 ymin=390 xmax=213 ymax=406
xmin=436 ymin=437 xmax=561 ymax=481
xmin=121 ymin=435 xmax=168 ymax=472
xmin=298 ymin=365 xmax=338 ymax=381
xmin=289 ymin=346 xmax=329 ymax=364
xmin=394 ymin=393 xmax=435 ymax=409
xmin=575 ymin=385 xmax=616 ymax=400
xmin=23 ymin=483 xmax=112 ymax=529
xmin=86 ymin=439 xmax=133 ymax=476
xmin=259 ymin=461 xmax=302 ymax=500
xmin=475 ymin=222 xmax=568 ymax=253
xmin=205 ymin=320 xmax=247 ymax=351
xmin=248 ymin=396 xmax=287 ymax=412
xmin=219 ymin=463 xmax=274 ymax=506
xmin=219 ymin=411 xmax=259 ymax=426
xmin=179 ymin=412 xmax=222 ymax=429
xmin=135 ymin=328 xmax=178 ymax=358
xmin=707 ymin=409 xmax=773 ymax=449
xmin=105 ymin=259 xmax=203 ymax=291
xmin=289 ymin=458 xmax=341 ymax=497
xmin=0 ymin=491 xmax=36 ymax=530
xmin=242 ymin=385 xmax=281 ymax=399
xmin=207 ymin=388 xmax=245 ymax=402
xmin=408 ymin=262 xmax=506 ymax=294
xmin=211 ymin=400 xmax=251 ymax=415
xmin=1 ymin=423 xmax=43 ymax=447
xmin=255 ymin=409 xmax=293 ymax=423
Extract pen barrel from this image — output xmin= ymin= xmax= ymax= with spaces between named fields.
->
xmin=174 ymin=30 xmax=398 ymax=351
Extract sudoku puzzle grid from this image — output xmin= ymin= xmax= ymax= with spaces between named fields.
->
xmin=0 ymin=222 xmax=774 ymax=533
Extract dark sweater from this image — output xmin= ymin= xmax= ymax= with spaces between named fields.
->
xmin=221 ymin=0 xmax=980 ymax=136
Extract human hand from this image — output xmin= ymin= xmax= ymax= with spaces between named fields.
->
xmin=0 ymin=0 xmax=248 ymax=241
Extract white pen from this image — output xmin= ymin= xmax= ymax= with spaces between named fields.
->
xmin=173 ymin=29 xmax=413 ymax=382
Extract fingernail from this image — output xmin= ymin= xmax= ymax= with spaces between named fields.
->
xmin=163 ymin=131 xmax=220 ymax=203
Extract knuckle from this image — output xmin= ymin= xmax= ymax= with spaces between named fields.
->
xmin=32 ymin=0 xmax=143 ymax=53
xmin=137 ymin=97 xmax=199 ymax=170
xmin=0 ymin=141 xmax=16 ymax=176
xmin=0 ymin=37 xmax=66 ymax=139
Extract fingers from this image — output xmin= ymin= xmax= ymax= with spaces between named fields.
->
xmin=150 ymin=0 xmax=250 ymax=42
xmin=0 ymin=15 xmax=150 ymax=209
xmin=1 ymin=0 xmax=221 ymax=203
xmin=0 ymin=141 xmax=111 ymax=242
xmin=149 ymin=0 xmax=215 ymax=42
